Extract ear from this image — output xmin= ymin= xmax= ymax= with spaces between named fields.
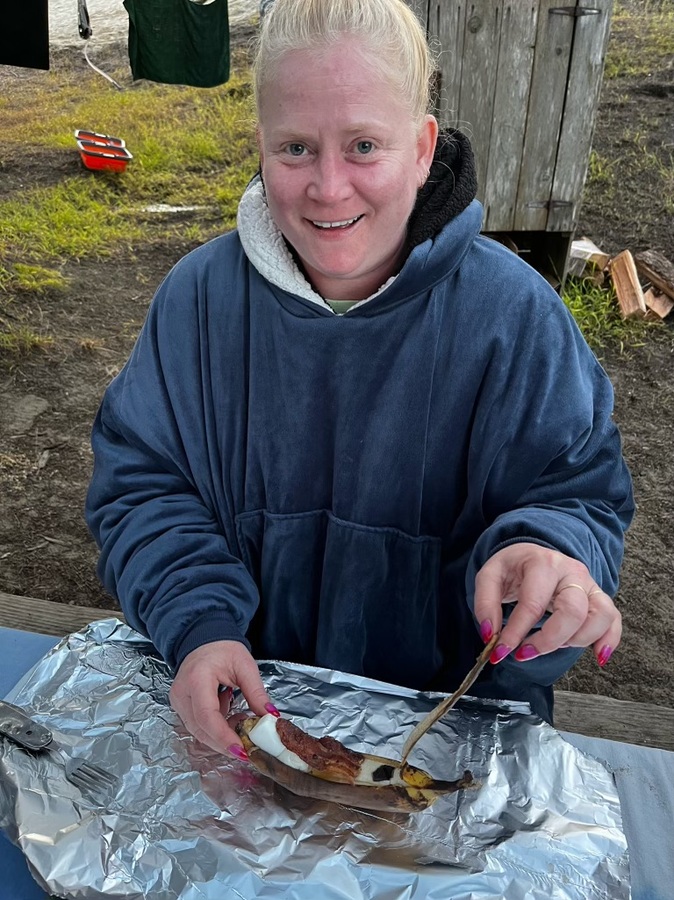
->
xmin=416 ymin=114 xmax=438 ymax=172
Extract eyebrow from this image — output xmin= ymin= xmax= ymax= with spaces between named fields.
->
xmin=342 ymin=122 xmax=391 ymax=134
xmin=266 ymin=122 xmax=392 ymax=141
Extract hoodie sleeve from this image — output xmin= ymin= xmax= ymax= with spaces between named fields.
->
xmin=85 ymin=252 xmax=260 ymax=672
xmin=463 ymin=270 xmax=634 ymax=688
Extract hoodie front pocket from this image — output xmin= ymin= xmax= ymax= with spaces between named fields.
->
xmin=235 ymin=509 xmax=443 ymax=687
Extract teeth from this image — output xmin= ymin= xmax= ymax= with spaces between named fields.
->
xmin=312 ymin=216 xmax=360 ymax=229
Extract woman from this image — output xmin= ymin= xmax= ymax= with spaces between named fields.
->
xmin=86 ymin=0 xmax=633 ymax=758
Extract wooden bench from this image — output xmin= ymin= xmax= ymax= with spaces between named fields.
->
xmin=0 ymin=589 xmax=120 ymax=637
xmin=2 ymin=589 xmax=673 ymax=751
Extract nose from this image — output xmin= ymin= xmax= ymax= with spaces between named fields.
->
xmin=306 ymin=151 xmax=354 ymax=205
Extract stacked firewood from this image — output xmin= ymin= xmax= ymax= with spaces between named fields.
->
xmin=570 ymin=240 xmax=674 ymax=320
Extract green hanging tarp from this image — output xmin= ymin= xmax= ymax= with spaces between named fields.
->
xmin=123 ymin=0 xmax=230 ymax=88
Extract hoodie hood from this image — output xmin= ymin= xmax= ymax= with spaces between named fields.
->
xmin=405 ymin=128 xmax=478 ymax=253
xmin=237 ymin=128 xmax=479 ymax=311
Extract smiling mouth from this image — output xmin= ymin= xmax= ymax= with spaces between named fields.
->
xmin=310 ymin=215 xmax=364 ymax=230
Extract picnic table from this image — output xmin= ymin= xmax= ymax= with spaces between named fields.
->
xmin=1 ymin=591 xmax=673 ymax=899
xmin=2 ymin=589 xmax=673 ymax=751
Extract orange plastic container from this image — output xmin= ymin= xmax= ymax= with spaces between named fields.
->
xmin=74 ymin=129 xmax=126 ymax=148
xmin=77 ymin=140 xmax=133 ymax=173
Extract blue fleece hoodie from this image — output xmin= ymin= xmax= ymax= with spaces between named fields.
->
xmin=85 ymin=199 xmax=633 ymax=723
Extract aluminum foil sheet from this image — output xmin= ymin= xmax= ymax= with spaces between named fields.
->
xmin=0 ymin=619 xmax=629 ymax=899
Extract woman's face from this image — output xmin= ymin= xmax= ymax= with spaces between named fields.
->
xmin=257 ymin=38 xmax=438 ymax=301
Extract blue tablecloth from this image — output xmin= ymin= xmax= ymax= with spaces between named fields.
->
xmin=0 ymin=627 xmax=61 ymax=900
xmin=1 ymin=624 xmax=672 ymax=900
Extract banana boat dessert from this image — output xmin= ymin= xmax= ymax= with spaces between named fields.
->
xmin=235 ymin=713 xmax=477 ymax=812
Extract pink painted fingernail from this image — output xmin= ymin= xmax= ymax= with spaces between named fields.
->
xmin=597 ymin=645 xmax=613 ymax=667
xmin=264 ymin=703 xmax=280 ymax=717
xmin=514 ymin=644 xmax=539 ymax=662
xmin=228 ymin=744 xmax=249 ymax=761
xmin=479 ymin=619 xmax=494 ymax=643
xmin=490 ymin=643 xmax=512 ymax=665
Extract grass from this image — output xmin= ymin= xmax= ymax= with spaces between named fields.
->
xmin=604 ymin=0 xmax=674 ymax=79
xmin=0 ymin=19 xmax=671 ymax=359
xmin=561 ymin=275 xmax=658 ymax=352
xmin=587 ymin=150 xmax=617 ymax=188
xmin=591 ymin=0 xmax=674 ymax=218
xmin=0 ymin=326 xmax=53 ymax=355
xmin=587 ymin=138 xmax=674 ymax=218
xmin=585 ymin=121 xmax=674 ymax=227
xmin=0 ymin=53 xmax=260 ymax=355
xmin=1 ymin=66 xmax=258 ymax=214
xmin=0 ymin=39 xmax=263 ymax=359
xmin=0 ymin=52 xmax=258 ymax=300
xmin=0 ymin=178 xmax=144 ymax=262
xmin=12 ymin=264 xmax=68 ymax=293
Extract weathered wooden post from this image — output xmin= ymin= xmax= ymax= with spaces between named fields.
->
xmin=411 ymin=0 xmax=613 ymax=286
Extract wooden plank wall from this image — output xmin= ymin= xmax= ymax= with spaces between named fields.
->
xmin=452 ymin=1 xmax=501 ymax=202
xmin=549 ymin=0 xmax=613 ymax=232
xmin=426 ymin=0 xmax=466 ymax=127
xmin=513 ymin=0 xmax=575 ymax=231
xmin=413 ymin=0 xmax=613 ymax=237
xmin=482 ymin=3 xmax=537 ymax=232
xmin=430 ymin=3 xmax=540 ymax=233
xmin=2 ymin=590 xmax=673 ymax=751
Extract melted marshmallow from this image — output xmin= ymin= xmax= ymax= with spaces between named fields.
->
xmin=248 ymin=714 xmax=310 ymax=772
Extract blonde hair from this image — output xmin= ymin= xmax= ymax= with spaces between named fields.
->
xmin=253 ymin=0 xmax=434 ymax=126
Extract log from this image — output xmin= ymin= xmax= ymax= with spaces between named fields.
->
xmin=644 ymin=287 xmax=674 ymax=319
xmin=634 ymin=249 xmax=674 ymax=300
xmin=608 ymin=250 xmax=647 ymax=318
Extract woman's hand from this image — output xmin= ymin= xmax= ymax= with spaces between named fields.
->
xmin=474 ymin=543 xmax=621 ymax=668
xmin=169 ymin=640 xmax=278 ymax=759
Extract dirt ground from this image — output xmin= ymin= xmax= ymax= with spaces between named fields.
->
xmin=1 ymin=19 xmax=673 ymax=711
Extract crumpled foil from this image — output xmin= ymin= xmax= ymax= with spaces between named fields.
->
xmin=0 ymin=619 xmax=629 ymax=900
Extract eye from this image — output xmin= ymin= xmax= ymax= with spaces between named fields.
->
xmin=355 ymin=140 xmax=374 ymax=155
xmin=286 ymin=143 xmax=307 ymax=157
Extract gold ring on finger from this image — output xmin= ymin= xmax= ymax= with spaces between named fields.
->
xmin=557 ymin=582 xmax=588 ymax=596
xmin=587 ymin=588 xmax=603 ymax=597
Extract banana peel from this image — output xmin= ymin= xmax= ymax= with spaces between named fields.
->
xmin=235 ymin=715 xmax=477 ymax=812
